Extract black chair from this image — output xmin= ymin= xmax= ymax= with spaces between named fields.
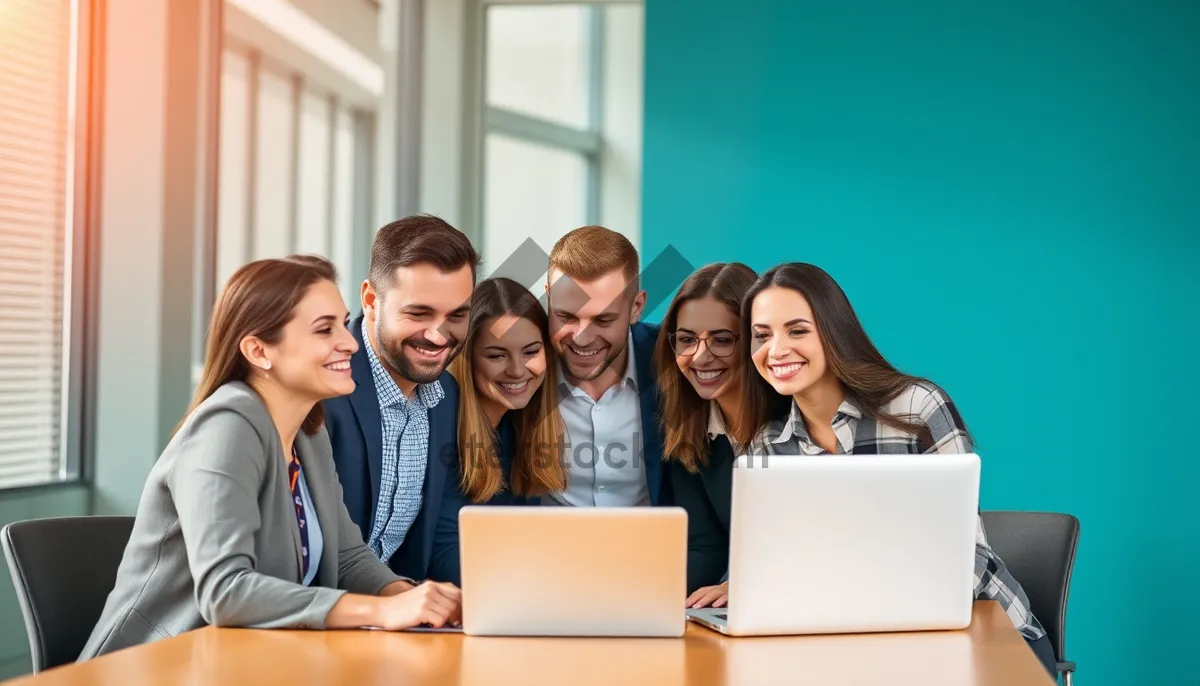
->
xmin=1 ymin=516 xmax=134 ymax=672
xmin=980 ymin=511 xmax=1080 ymax=686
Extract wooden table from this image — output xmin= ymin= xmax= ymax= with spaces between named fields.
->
xmin=3 ymin=602 xmax=1054 ymax=685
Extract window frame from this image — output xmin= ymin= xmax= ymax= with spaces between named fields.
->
xmin=197 ymin=7 xmax=384 ymax=390
xmin=1 ymin=0 xmax=101 ymax=492
xmin=466 ymin=1 xmax=608 ymax=251
xmin=68 ymin=0 xmax=103 ymax=489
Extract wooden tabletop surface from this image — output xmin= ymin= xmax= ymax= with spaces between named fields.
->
xmin=4 ymin=601 xmax=1054 ymax=685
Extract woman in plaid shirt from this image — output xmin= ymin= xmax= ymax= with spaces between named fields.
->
xmin=727 ymin=262 xmax=1056 ymax=678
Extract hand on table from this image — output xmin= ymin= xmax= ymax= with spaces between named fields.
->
xmin=687 ymin=581 xmax=728 ymax=609
xmin=377 ymin=580 xmax=462 ymax=629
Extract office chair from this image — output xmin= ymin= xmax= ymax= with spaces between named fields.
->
xmin=980 ymin=511 xmax=1080 ymax=686
xmin=1 ymin=516 xmax=134 ymax=672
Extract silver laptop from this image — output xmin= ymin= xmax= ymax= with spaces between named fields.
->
xmin=459 ymin=506 xmax=687 ymax=637
xmin=687 ymin=453 xmax=980 ymax=636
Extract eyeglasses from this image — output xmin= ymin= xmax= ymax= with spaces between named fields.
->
xmin=668 ymin=332 xmax=739 ymax=358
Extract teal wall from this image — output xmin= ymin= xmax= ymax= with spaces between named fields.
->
xmin=643 ymin=2 xmax=1199 ymax=684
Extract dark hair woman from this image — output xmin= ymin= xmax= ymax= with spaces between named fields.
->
xmin=733 ymin=262 xmax=1056 ymax=678
xmin=652 ymin=262 xmax=757 ymax=609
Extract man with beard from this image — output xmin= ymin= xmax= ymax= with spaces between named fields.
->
xmin=325 ymin=215 xmax=477 ymax=585
xmin=542 ymin=226 xmax=669 ymax=507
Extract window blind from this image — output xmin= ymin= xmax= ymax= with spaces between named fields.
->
xmin=0 ymin=0 xmax=73 ymax=488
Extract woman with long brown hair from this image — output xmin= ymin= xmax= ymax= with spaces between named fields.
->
xmin=651 ymin=263 xmax=757 ymax=608
xmin=80 ymin=256 xmax=461 ymax=661
xmin=731 ymin=262 xmax=1056 ymax=678
xmin=449 ymin=277 xmax=567 ymax=505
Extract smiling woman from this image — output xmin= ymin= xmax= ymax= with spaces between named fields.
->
xmin=653 ymin=262 xmax=757 ymax=600
xmin=731 ymin=262 xmax=1056 ymax=677
xmin=736 ymin=263 xmax=940 ymax=451
xmin=189 ymin=255 xmax=359 ymax=434
xmin=79 ymin=255 xmax=464 ymax=662
xmin=655 ymin=262 xmax=758 ymax=472
xmin=450 ymin=277 xmax=568 ymax=505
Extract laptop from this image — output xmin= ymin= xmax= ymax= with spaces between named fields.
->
xmin=459 ymin=506 xmax=688 ymax=637
xmin=687 ymin=453 xmax=981 ymax=637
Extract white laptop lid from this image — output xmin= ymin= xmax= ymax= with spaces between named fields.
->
xmin=724 ymin=453 xmax=980 ymax=636
xmin=459 ymin=507 xmax=687 ymax=637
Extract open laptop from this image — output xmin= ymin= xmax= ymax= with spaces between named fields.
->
xmin=687 ymin=453 xmax=980 ymax=637
xmin=459 ymin=506 xmax=687 ymax=637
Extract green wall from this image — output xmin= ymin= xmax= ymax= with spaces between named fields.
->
xmin=642 ymin=2 xmax=1199 ymax=684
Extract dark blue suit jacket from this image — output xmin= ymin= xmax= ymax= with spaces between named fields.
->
xmin=322 ymin=314 xmax=462 ymax=583
xmin=668 ymin=434 xmax=734 ymax=594
xmin=490 ymin=415 xmax=540 ymax=507
xmin=630 ymin=321 xmax=669 ymax=506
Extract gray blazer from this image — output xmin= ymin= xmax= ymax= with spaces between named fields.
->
xmin=79 ymin=381 xmax=405 ymax=661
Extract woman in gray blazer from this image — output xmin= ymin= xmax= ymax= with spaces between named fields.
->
xmin=79 ymin=255 xmax=462 ymax=661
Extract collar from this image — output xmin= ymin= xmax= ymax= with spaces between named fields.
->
xmin=621 ymin=329 xmax=639 ymax=390
xmin=770 ymin=395 xmax=862 ymax=444
xmin=707 ymin=402 xmax=728 ymax=439
xmin=361 ymin=318 xmax=444 ymax=410
xmin=559 ymin=329 xmax=639 ymax=397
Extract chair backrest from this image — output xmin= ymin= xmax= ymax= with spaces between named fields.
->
xmin=1 ymin=516 xmax=134 ymax=672
xmin=979 ymin=510 xmax=1079 ymax=662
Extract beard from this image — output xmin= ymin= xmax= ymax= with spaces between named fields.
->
xmin=564 ymin=339 xmax=625 ymax=382
xmin=375 ymin=323 xmax=462 ymax=385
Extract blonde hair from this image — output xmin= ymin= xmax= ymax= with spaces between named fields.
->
xmin=548 ymin=225 xmax=640 ymax=290
xmin=450 ymin=278 xmax=568 ymax=502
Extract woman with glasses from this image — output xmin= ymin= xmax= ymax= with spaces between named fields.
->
xmin=651 ymin=262 xmax=757 ymax=609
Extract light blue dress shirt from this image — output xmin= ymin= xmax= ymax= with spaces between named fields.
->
xmin=361 ymin=319 xmax=444 ymax=564
xmin=296 ymin=468 xmax=323 ymax=586
xmin=546 ymin=330 xmax=650 ymax=507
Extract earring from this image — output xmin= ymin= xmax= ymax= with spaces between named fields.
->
xmin=262 ymin=361 xmax=272 ymax=371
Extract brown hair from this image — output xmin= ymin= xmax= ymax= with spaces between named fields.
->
xmin=186 ymin=255 xmax=339 ymax=436
xmin=369 ymin=214 xmax=480 ymax=291
xmin=734 ymin=263 xmax=957 ymax=449
xmin=653 ymin=263 xmax=758 ymax=473
xmin=449 ymin=278 xmax=568 ymax=502
xmin=547 ymin=225 xmax=640 ymax=291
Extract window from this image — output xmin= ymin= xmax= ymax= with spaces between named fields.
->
xmin=486 ymin=5 xmax=592 ymax=130
xmin=215 ymin=47 xmax=375 ymax=312
xmin=251 ymin=66 xmax=296 ymax=261
xmin=481 ymin=4 xmax=602 ymax=276
xmin=484 ymin=134 xmax=588 ymax=267
xmin=204 ymin=1 xmax=384 ymax=388
xmin=0 ymin=0 xmax=89 ymax=488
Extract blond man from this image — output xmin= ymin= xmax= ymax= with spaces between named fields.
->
xmin=542 ymin=226 xmax=668 ymax=507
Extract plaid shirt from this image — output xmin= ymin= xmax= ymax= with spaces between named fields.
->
xmin=749 ymin=381 xmax=1047 ymax=641
xmin=362 ymin=319 xmax=444 ymax=564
